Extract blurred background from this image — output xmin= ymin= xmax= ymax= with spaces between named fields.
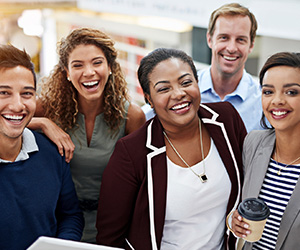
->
xmin=0 ymin=0 xmax=299 ymax=105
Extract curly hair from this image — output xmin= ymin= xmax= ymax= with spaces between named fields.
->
xmin=39 ymin=27 xmax=129 ymax=133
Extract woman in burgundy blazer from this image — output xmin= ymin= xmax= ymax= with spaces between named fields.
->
xmin=96 ymin=48 xmax=246 ymax=250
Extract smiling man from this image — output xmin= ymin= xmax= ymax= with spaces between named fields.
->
xmin=199 ymin=3 xmax=262 ymax=132
xmin=0 ymin=44 xmax=84 ymax=250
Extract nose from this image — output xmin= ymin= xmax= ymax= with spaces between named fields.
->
xmin=171 ymin=86 xmax=186 ymax=100
xmin=271 ymin=93 xmax=286 ymax=105
xmin=83 ymin=64 xmax=95 ymax=77
xmin=226 ymin=39 xmax=238 ymax=53
xmin=9 ymin=94 xmax=25 ymax=112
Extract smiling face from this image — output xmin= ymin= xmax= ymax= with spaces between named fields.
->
xmin=66 ymin=44 xmax=111 ymax=104
xmin=207 ymin=15 xmax=254 ymax=78
xmin=262 ymin=66 xmax=300 ymax=132
xmin=0 ymin=66 xmax=36 ymax=142
xmin=146 ymin=58 xmax=200 ymax=132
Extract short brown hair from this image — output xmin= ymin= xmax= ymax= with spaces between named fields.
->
xmin=207 ymin=3 xmax=257 ymax=46
xmin=0 ymin=44 xmax=36 ymax=88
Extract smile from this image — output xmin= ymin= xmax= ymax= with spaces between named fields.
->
xmin=82 ymin=80 xmax=99 ymax=88
xmin=272 ymin=110 xmax=288 ymax=116
xmin=171 ymin=102 xmax=189 ymax=111
xmin=223 ymin=55 xmax=238 ymax=61
xmin=3 ymin=114 xmax=24 ymax=121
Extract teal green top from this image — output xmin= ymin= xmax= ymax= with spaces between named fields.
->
xmin=68 ymin=102 xmax=129 ymax=243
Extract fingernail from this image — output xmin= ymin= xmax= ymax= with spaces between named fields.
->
xmin=238 ymin=216 xmax=242 ymax=221
xmin=244 ymin=224 xmax=249 ymax=229
xmin=246 ymin=230 xmax=251 ymax=235
xmin=242 ymin=235 xmax=246 ymax=238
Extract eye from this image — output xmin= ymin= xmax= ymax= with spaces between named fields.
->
xmin=93 ymin=60 xmax=103 ymax=65
xmin=182 ymin=80 xmax=193 ymax=86
xmin=262 ymin=89 xmax=273 ymax=95
xmin=0 ymin=90 xmax=9 ymax=95
xmin=157 ymin=87 xmax=170 ymax=93
xmin=22 ymin=91 xmax=35 ymax=98
xmin=72 ymin=63 xmax=83 ymax=68
xmin=286 ymin=89 xmax=299 ymax=96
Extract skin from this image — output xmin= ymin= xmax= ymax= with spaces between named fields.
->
xmin=30 ymin=44 xmax=145 ymax=161
xmin=207 ymin=15 xmax=254 ymax=99
xmin=0 ymin=66 xmax=36 ymax=161
xmin=231 ymin=66 xmax=300 ymax=238
xmin=146 ymin=58 xmax=210 ymax=167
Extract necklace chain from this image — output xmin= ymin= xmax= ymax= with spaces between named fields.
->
xmin=163 ymin=119 xmax=207 ymax=183
xmin=275 ymin=151 xmax=300 ymax=175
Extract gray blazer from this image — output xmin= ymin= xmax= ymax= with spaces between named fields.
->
xmin=242 ymin=130 xmax=300 ymax=250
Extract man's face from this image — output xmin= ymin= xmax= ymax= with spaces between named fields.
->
xmin=0 ymin=66 xmax=36 ymax=141
xmin=207 ymin=15 xmax=254 ymax=77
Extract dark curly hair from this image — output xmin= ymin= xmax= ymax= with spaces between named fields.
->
xmin=39 ymin=27 xmax=129 ymax=133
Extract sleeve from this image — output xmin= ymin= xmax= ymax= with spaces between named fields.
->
xmin=55 ymin=159 xmax=84 ymax=240
xmin=96 ymin=139 xmax=140 ymax=248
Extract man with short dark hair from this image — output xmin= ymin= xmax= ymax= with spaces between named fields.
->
xmin=0 ymin=44 xmax=84 ymax=250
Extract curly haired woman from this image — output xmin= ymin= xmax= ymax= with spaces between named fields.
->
xmin=30 ymin=27 xmax=145 ymax=243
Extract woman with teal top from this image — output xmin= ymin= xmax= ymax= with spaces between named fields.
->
xmin=29 ymin=27 xmax=146 ymax=243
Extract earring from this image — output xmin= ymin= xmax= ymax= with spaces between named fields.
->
xmin=67 ymin=77 xmax=70 ymax=81
xmin=109 ymin=72 xmax=112 ymax=75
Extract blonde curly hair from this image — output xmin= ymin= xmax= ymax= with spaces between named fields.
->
xmin=39 ymin=27 xmax=129 ymax=133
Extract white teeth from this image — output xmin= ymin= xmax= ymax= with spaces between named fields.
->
xmin=272 ymin=111 xmax=287 ymax=116
xmin=3 ymin=114 xmax=23 ymax=120
xmin=82 ymin=81 xmax=98 ymax=87
xmin=223 ymin=55 xmax=237 ymax=61
xmin=172 ymin=103 xmax=188 ymax=110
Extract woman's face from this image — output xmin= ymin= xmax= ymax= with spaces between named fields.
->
xmin=262 ymin=65 xmax=300 ymax=132
xmin=146 ymin=58 xmax=200 ymax=132
xmin=66 ymin=44 xmax=111 ymax=103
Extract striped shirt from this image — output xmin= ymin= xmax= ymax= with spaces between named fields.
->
xmin=252 ymin=158 xmax=300 ymax=250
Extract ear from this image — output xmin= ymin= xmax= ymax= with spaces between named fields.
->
xmin=206 ymin=32 xmax=213 ymax=49
xmin=249 ymin=39 xmax=255 ymax=54
xmin=145 ymin=93 xmax=153 ymax=108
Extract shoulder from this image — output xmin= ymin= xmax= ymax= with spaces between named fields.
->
xmin=126 ymin=103 xmax=146 ymax=135
xmin=244 ymin=129 xmax=275 ymax=148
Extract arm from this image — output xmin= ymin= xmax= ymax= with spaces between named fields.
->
xmin=96 ymin=139 xmax=140 ymax=247
xmin=28 ymin=118 xmax=75 ymax=163
xmin=125 ymin=103 xmax=146 ymax=135
xmin=55 ymin=161 xmax=84 ymax=240
xmin=29 ymin=98 xmax=75 ymax=163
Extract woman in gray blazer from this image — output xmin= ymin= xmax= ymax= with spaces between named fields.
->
xmin=231 ymin=52 xmax=300 ymax=250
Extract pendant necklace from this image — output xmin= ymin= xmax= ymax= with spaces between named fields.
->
xmin=163 ymin=119 xmax=208 ymax=183
xmin=275 ymin=151 xmax=300 ymax=175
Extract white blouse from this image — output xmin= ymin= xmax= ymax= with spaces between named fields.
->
xmin=161 ymin=139 xmax=231 ymax=250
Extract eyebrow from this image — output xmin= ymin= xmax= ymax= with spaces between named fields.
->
xmin=154 ymin=73 xmax=191 ymax=87
xmin=0 ymin=85 xmax=36 ymax=90
xmin=262 ymin=83 xmax=300 ymax=88
xmin=70 ymin=56 xmax=105 ymax=64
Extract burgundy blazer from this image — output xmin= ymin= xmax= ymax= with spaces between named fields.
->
xmin=96 ymin=102 xmax=247 ymax=250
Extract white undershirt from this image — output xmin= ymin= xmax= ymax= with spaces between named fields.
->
xmin=161 ymin=139 xmax=231 ymax=250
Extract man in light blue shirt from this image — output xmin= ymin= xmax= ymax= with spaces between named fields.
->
xmin=142 ymin=3 xmax=263 ymax=132
xmin=199 ymin=67 xmax=262 ymax=132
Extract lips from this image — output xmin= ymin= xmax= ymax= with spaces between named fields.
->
xmin=3 ymin=114 xmax=24 ymax=121
xmin=82 ymin=80 xmax=99 ymax=88
xmin=171 ymin=102 xmax=189 ymax=111
xmin=270 ymin=109 xmax=289 ymax=119
xmin=223 ymin=55 xmax=238 ymax=61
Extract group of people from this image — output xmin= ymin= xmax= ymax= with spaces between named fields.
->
xmin=1 ymin=2 xmax=300 ymax=250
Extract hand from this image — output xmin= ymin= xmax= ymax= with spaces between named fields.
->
xmin=231 ymin=210 xmax=251 ymax=238
xmin=29 ymin=117 xmax=75 ymax=163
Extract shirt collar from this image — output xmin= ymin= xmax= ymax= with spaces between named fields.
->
xmin=0 ymin=128 xmax=39 ymax=163
xmin=200 ymin=67 xmax=251 ymax=101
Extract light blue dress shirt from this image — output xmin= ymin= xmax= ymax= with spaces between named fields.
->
xmin=198 ymin=67 xmax=263 ymax=132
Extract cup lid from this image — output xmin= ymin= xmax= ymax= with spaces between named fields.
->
xmin=238 ymin=198 xmax=270 ymax=221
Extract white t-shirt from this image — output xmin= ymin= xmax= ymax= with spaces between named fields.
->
xmin=161 ymin=139 xmax=231 ymax=250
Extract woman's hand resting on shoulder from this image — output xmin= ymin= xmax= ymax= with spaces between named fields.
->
xmin=28 ymin=117 xmax=75 ymax=163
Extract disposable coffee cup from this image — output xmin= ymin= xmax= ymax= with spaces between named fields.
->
xmin=238 ymin=198 xmax=270 ymax=242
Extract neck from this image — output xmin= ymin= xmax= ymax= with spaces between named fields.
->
xmin=275 ymin=129 xmax=300 ymax=163
xmin=0 ymin=137 xmax=22 ymax=162
xmin=78 ymin=96 xmax=104 ymax=119
xmin=210 ymin=66 xmax=243 ymax=100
